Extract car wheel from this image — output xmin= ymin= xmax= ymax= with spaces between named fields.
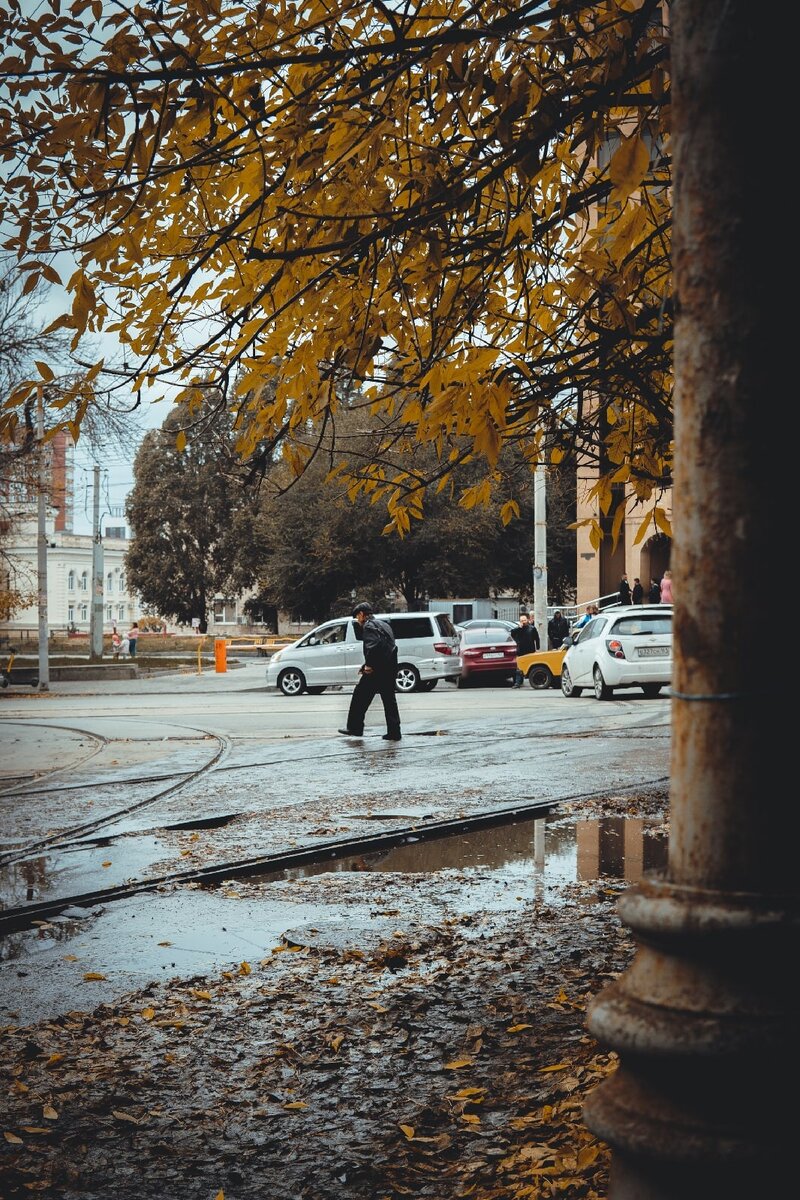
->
xmin=395 ymin=663 xmax=421 ymax=693
xmin=593 ymin=666 xmax=612 ymax=700
xmin=305 ymin=686 xmax=326 ymax=695
xmin=560 ymin=664 xmax=582 ymax=698
xmin=641 ymin=684 xmax=662 ymax=698
xmin=278 ymin=667 xmax=306 ymax=696
xmin=419 ymin=679 xmax=438 ymax=691
xmin=528 ymin=664 xmax=553 ymax=690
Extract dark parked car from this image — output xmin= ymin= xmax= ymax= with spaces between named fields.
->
xmin=456 ymin=625 xmax=517 ymax=687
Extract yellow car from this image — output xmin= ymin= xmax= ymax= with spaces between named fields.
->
xmin=516 ymin=646 xmax=567 ymax=690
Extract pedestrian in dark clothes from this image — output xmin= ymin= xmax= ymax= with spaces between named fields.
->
xmin=339 ymin=602 xmax=401 ymax=740
xmin=548 ymin=610 xmax=570 ymax=649
xmin=510 ymin=612 xmax=540 ymax=687
xmin=648 ymin=578 xmax=661 ymax=603
xmin=618 ymin=574 xmax=632 ymax=605
xmin=631 ymin=577 xmax=644 ymax=604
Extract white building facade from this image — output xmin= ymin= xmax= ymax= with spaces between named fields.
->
xmin=2 ymin=510 xmax=141 ymax=635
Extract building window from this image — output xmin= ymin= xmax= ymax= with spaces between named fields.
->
xmin=213 ymin=599 xmax=238 ymax=624
xmin=79 ymin=570 xmax=88 ymax=591
xmin=79 ymin=604 xmax=87 ymax=621
xmin=119 ymin=573 xmax=126 ymax=592
xmin=68 ymin=605 xmax=74 ymax=622
xmin=106 ymin=572 xmax=113 ymax=592
xmin=117 ymin=604 xmax=125 ymax=620
xmin=68 ymin=570 xmax=76 ymax=591
xmin=106 ymin=604 xmax=112 ymax=620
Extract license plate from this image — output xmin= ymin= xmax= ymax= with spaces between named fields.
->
xmin=482 ymin=652 xmax=504 ymax=660
xmin=638 ymin=646 xmax=669 ymax=658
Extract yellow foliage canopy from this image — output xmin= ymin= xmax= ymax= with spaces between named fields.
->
xmin=0 ymin=0 xmax=673 ymax=532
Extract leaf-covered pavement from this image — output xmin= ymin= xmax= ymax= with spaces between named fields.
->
xmin=1 ymin=790 xmax=667 ymax=1200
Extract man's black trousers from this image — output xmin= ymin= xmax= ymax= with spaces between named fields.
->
xmin=346 ymin=668 xmax=401 ymax=737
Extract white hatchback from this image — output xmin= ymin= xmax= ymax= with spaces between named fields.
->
xmin=560 ymin=604 xmax=672 ymax=700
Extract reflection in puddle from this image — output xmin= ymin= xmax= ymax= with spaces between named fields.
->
xmin=245 ymin=812 xmax=668 ymax=899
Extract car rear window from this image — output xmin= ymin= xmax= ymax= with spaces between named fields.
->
xmin=386 ymin=616 xmax=433 ymax=640
xmin=463 ymin=627 xmax=515 ymax=644
xmin=612 ymin=615 xmax=673 ymax=636
xmin=434 ymin=614 xmax=457 ymax=638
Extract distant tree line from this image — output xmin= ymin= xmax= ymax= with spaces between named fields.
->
xmin=126 ymin=397 xmax=576 ymax=628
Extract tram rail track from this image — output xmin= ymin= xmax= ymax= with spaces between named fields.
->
xmin=0 ymin=776 xmax=670 ymax=936
xmin=0 ymin=720 xmax=231 ymax=869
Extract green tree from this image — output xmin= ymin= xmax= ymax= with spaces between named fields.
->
xmin=251 ymin=412 xmax=575 ymax=618
xmin=0 ymin=0 xmax=672 ymax=541
xmin=125 ymin=400 xmax=262 ymax=627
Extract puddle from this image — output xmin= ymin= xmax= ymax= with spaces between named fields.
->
xmin=234 ymin=811 xmax=667 ymax=899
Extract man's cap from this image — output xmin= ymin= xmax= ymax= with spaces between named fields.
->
xmin=352 ymin=601 xmax=373 ymax=617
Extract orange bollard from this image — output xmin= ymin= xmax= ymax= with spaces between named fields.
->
xmin=214 ymin=638 xmax=227 ymax=673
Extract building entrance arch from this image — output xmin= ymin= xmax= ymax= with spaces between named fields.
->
xmin=640 ymin=532 xmax=671 ymax=593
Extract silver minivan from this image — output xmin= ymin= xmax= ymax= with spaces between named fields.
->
xmin=265 ymin=611 xmax=462 ymax=695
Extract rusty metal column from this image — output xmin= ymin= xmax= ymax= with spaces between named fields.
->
xmin=583 ymin=2 xmax=797 ymax=1197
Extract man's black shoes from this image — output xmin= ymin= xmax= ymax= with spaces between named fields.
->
xmin=382 ymin=733 xmax=402 ymax=741
xmin=338 ymin=729 xmax=363 ymax=737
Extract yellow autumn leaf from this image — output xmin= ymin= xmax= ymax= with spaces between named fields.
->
xmin=283 ymin=1101 xmax=308 ymax=1110
xmin=191 ymin=990 xmax=212 ymax=1001
xmin=175 ymin=429 xmax=187 ymax=452
xmin=141 ymin=1007 xmax=156 ymax=1020
xmin=62 ymin=954 xmax=78 ymax=962
xmin=399 ymin=1124 xmax=415 ymax=1140
xmin=4 ymin=1131 xmax=23 ymax=1144
xmin=237 ymin=961 xmax=251 ymax=975
xmin=42 ymin=1105 xmax=57 ymax=1120
xmin=461 ymin=1113 xmax=481 ymax=1124
xmin=214 ymin=1191 xmax=224 ymax=1200
xmin=46 ymin=1054 xmax=64 ymax=1066
xmin=157 ymin=941 xmax=172 ymax=947
xmin=539 ymin=1062 xmax=569 ymax=1073
xmin=367 ymin=1002 xmax=387 ymax=1012
xmin=444 ymin=1058 xmax=473 ymax=1070
xmin=507 ymin=1023 xmax=532 ymax=1033
xmin=112 ymin=1110 xmax=139 ymax=1123
xmin=34 ymin=360 xmax=55 ymax=381
xmin=101 ymin=861 xmax=111 ymax=868
xmin=608 ymin=133 xmax=650 ymax=200
xmin=83 ymin=972 xmax=107 ymax=981
xmin=21 ymin=1126 xmax=51 ymax=1134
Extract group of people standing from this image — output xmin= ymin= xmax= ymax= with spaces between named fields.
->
xmin=619 ymin=570 xmax=673 ymax=606
xmin=111 ymin=623 xmax=139 ymax=659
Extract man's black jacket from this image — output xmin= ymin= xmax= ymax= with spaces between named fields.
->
xmin=359 ymin=616 xmax=397 ymax=672
xmin=511 ymin=622 xmax=540 ymax=655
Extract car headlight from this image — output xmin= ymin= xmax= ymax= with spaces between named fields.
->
xmin=270 ymin=649 xmax=283 ymax=665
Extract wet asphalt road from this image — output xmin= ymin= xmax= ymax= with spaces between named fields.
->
xmin=0 ymin=660 xmax=671 ymax=1020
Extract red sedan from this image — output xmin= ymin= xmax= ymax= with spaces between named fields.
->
xmin=456 ymin=625 xmax=518 ymax=687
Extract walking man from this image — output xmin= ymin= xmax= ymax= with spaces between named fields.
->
xmin=618 ymin=573 xmax=632 ymax=605
xmin=339 ymin=602 xmax=401 ymax=741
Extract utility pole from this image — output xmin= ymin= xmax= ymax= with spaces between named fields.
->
xmin=89 ymin=465 xmax=104 ymax=661
xmin=36 ymin=386 xmax=49 ymax=691
xmin=532 ymin=463 xmax=548 ymax=648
